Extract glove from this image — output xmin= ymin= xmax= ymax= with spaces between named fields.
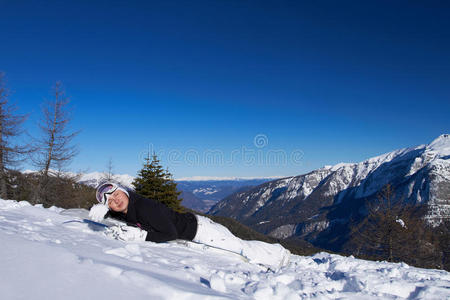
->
xmin=89 ymin=203 xmax=109 ymax=222
xmin=105 ymin=225 xmax=148 ymax=242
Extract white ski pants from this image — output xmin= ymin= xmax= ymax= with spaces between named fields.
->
xmin=193 ymin=215 xmax=290 ymax=269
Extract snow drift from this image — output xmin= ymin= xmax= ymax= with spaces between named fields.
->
xmin=0 ymin=199 xmax=449 ymax=299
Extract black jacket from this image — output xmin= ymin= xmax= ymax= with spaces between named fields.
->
xmin=107 ymin=191 xmax=198 ymax=243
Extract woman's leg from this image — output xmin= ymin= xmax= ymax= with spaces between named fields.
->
xmin=193 ymin=215 xmax=246 ymax=254
xmin=193 ymin=215 xmax=290 ymax=269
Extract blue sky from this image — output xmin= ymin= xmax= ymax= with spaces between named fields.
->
xmin=1 ymin=0 xmax=449 ymax=179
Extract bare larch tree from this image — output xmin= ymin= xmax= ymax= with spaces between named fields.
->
xmin=350 ymin=184 xmax=413 ymax=262
xmin=34 ymin=82 xmax=79 ymax=178
xmin=103 ymin=157 xmax=115 ymax=181
xmin=0 ymin=72 xmax=29 ymax=198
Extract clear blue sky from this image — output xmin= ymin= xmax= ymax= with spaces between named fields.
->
xmin=1 ymin=0 xmax=449 ymax=178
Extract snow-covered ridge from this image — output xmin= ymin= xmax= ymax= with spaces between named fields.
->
xmin=210 ymin=134 xmax=450 ymax=241
xmin=193 ymin=188 xmax=218 ymax=195
xmin=320 ymin=134 xmax=450 ymax=174
xmin=426 ymin=133 xmax=450 ymax=156
xmin=295 ymin=135 xmax=450 ymax=202
xmin=23 ymin=169 xmax=136 ymax=188
xmin=1 ymin=199 xmax=449 ymax=299
xmin=77 ymin=171 xmax=135 ymax=188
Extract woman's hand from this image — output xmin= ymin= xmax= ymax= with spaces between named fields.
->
xmin=89 ymin=203 xmax=109 ymax=222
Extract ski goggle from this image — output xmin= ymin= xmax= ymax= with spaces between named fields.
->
xmin=96 ymin=182 xmax=118 ymax=205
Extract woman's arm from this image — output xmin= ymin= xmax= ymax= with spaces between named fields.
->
xmin=137 ymin=201 xmax=178 ymax=243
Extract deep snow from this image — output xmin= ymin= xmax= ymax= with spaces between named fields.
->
xmin=0 ymin=199 xmax=449 ymax=300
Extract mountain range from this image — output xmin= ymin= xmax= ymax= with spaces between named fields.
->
xmin=209 ymin=134 xmax=450 ymax=251
xmin=176 ymin=178 xmax=278 ymax=212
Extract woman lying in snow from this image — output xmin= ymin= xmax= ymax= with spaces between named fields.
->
xmin=89 ymin=181 xmax=290 ymax=270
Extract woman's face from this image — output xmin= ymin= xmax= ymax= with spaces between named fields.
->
xmin=107 ymin=189 xmax=129 ymax=213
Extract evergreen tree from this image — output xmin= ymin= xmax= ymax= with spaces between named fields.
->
xmin=132 ymin=153 xmax=184 ymax=212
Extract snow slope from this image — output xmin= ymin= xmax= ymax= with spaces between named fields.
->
xmin=1 ymin=199 xmax=449 ymax=300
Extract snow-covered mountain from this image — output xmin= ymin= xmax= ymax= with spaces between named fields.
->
xmin=209 ymin=134 xmax=450 ymax=250
xmin=1 ymin=199 xmax=449 ymax=299
xmin=76 ymin=171 xmax=135 ymax=188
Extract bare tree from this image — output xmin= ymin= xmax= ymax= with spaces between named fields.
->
xmin=0 ymin=72 xmax=29 ymax=198
xmin=33 ymin=82 xmax=79 ymax=178
xmin=103 ymin=157 xmax=115 ymax=181
xmin=351 ymin=184 xmax=413 ymax=262
xmin=348 ymin=184 xmax=446 ymax=269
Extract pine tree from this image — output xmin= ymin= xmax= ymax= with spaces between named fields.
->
xmin=132 ymin=153 xmax=184 ymax=212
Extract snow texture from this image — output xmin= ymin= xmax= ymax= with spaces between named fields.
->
xmin=1 ymin=199 xmax=449 ymax=299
